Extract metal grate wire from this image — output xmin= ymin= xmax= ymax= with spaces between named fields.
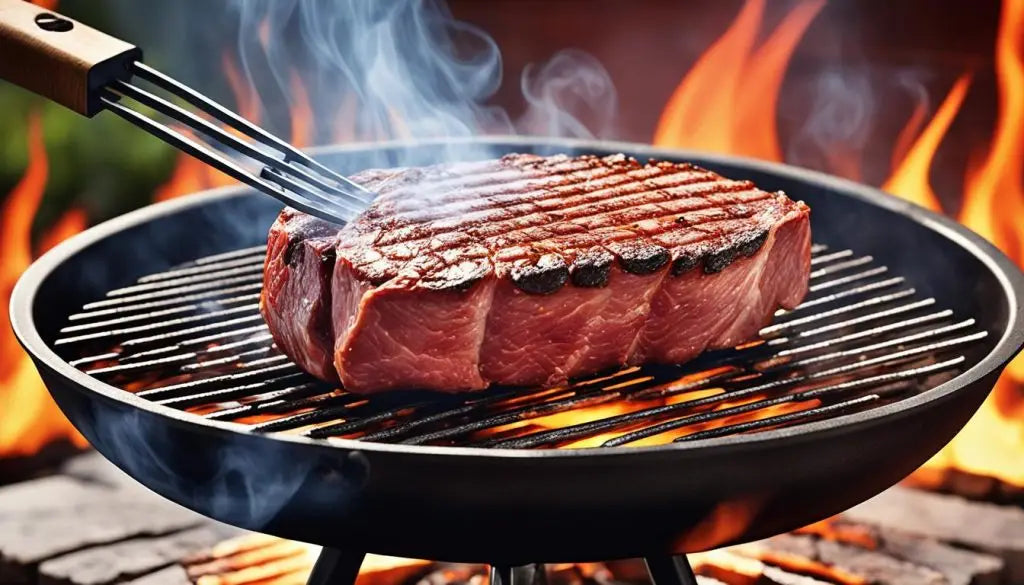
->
xmin=54 ymin=243 xmax=988 ymax=449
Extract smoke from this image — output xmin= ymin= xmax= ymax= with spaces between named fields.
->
xmin=225 ymin=0 xmax=617 ymax=162
xmin=786 ymin=66 xmax=876 ymax=182
xmin=518 ymin=49 xmax=619 ymax=139
xmin=83 ymin=401 xmax=320 ymax=530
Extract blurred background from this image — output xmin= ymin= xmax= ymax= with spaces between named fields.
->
xmin=0 ymin=0 xmax=1021 ymax=490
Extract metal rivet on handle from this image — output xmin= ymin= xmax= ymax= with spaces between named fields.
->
xmin=35 ymin=13 xmax=74 ymax=32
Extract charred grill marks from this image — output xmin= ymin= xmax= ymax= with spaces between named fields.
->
xmin=570 ymin=249 xmax=615 ymax=288
xmin=613 ymin=242 xmax=671 ymax=275
xmin=671 ymin=252 xmax=701 ymax=276
xmin=703 ymin=229 xmax=771 ymax=274
xmin=511 ymin=254 xmax=570 ymax=294
xmin=420 ymin=260 xmax=490 ymax=292
xmin=281 ymin=156 xmax=799 ymax=295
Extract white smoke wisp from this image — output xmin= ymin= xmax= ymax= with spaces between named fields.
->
xmin=228 ymin=0 xmax=618 ymax=162
xmin=786 ymin=66 xmax=876 ymax=181
xmin=518 ymin=49 xmax=619 ymax=139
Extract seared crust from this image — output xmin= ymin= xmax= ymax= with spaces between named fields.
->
xmin=334 ymin=154 xmax=799 ymax=294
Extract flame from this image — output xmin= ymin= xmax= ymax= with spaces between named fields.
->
xmin=653 ymin=0 xmax=825 ymax=160
xmin=154 ymin=152 xmax=218 ymax=202
xmin=675 ymin=497 xmax=765 ymax=551
xmin=153 ymin=53 xmax=259 ymax=201
xmin=289 ymin=70 xmax=314 ymax=148
xmin=889 ymin=97 xmax=930 ymax=178
xmin=463 ymin=366 xmax=818 ymax=448
xmin=223 ymin=52 xmax=261 ymax=125
xmin=881 ymin=74 xmax=972 ymax=212
xmin=0 ymin=114 xmax=87 ymax=457
xmin=333 ymin=92 xmax=361 ymax=143
xmin=654 ymin=0 xmax=1024 ymax=487
xmin=38 ymin=208 xmax=88 ymax=253
xmin=893 ymin=0 xmax=1024 ymax=487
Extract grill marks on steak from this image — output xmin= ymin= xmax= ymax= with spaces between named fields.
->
xmin=261 ymin=153 xmax=812 ymax=393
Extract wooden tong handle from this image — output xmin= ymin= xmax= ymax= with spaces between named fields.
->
xmin=0 ymin=0 xmax=140 ymax=116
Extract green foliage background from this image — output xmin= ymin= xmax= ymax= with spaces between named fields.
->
xmin=0 ymin=0 xmax=241 ymax=244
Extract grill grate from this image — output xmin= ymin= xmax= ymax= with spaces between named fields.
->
xmin=54 ymin=243 xmax=988 ymax=449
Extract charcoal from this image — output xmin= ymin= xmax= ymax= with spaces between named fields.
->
xmin=0 ymin=500 xmax=202 ymax=571
xmin=691 ymin=550 xmax=834 ymax=585
xmin=845 ymin=485 xmax=1024 ymax=582
xmin=0 ymin=475 xmax=106 ymax=517
xmin=738 ymin=534 xmax=947 ymax=585
xmin=58 ymin=451 xmax=142 ymax=492
xmin=878 ymin=529 xmax=1002 ymax=585
xmin=38 ymin=526 xmax=235 ymax=585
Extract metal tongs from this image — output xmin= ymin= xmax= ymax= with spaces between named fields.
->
xmin=0 ymin=0 xmax=374 ymax=224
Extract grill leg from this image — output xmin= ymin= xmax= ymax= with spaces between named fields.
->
xmin=306 ymin=548 xmax=366 ymax=585
xmin=489 ymin=564 xmax=546 ymax=585
xmin=644 ymin=556 xmax=698 ymax=585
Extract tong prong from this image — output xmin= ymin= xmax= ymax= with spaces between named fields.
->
xmin=261 ymin=167 xmax=362 ymax=221
xmin=109 ymin=79 xmax=363 ymax=205
xmin=131 ymin=62 xmax=374 ymax=203
xmin=109 ymin=80 xmax=280 ymax=170
xmin=100 ymin=93 xmax=350 ymax=224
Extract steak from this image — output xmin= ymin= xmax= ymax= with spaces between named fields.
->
xmin=260 ymin=153 xmax=811 ymax=394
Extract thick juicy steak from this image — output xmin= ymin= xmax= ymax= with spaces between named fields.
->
xmin=261 ymin=153 xmax=812 ymax=394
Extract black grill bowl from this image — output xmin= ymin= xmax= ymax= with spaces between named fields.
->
xmin=11 ymin=137 xmax=1024 ymax=565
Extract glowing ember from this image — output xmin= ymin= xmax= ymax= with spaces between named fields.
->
xmin=186 ymin=535 xmax=427 ymax=585
xmin=796 ymin=519 xmax=877 ymax=550
xmin=0 ymin=114 xmax=87 ymax=457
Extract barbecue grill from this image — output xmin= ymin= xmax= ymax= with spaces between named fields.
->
xmin=11 ymin=137 xmax=1024 ymax=585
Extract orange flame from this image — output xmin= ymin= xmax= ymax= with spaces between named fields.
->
xmin=0 ymin=114 xmax=87 ymax=457
xmin=223 ymin=52 xmax=261 ymax=125
xmin=882 ymin=74 xmax=972 ymax=212
xmin=653 ymin=0 xmax=825 ymax=160
xmin=654 ymin=0 xmax=1024 ymax=487
xmin=913 ymin=0 xmax=1024 ymax=487
xmin=38 ymin=208 xmax=88 ymax=254
xmin=154 ymin=152 xmax=217 ymax=202
xmin=289 ymin=70 xmax=314 ymax=148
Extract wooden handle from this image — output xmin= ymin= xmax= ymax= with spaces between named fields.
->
xmin=0 ymin=0 xmax=140 ymax=116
